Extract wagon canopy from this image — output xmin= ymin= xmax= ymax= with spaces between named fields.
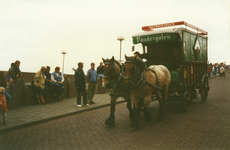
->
xmin=132 ymin=27 xmax=182 ymax=44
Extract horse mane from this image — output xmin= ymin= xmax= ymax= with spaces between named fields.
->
xmin=126 ymin=56 xmax=147 ymax=70
xmin=113 ymin=59 xmax=122 ymax=69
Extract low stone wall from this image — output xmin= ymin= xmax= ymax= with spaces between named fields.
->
xmin=0 ymin=71 xmax=109 ymax=109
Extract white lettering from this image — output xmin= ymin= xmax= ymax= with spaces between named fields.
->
xmin=135 ymin=34 xmax=172 ymax=43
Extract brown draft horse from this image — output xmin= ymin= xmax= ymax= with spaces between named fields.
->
xmin=124 ymin=55 xmax=171 ymax=131
xmin=102 ymin=56 xmax=133 ymax=128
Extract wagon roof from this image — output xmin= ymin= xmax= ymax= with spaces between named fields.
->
xmin=132 ymin=27 xmax=183 ymax=37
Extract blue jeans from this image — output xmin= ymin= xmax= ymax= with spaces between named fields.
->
xmin=5 ymin=90 xmax=11 ymax=105
xmin=54 ymin=83 xmax=64 ymax=97
xmin=97 ymin=74 xmax=103 ymax=78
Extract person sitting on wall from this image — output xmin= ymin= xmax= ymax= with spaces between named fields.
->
xmin=96 ymin=62 xmax=105 ymax=87
xmin=45 ymin=66 xmax=55 ymax=95
xmin=7 ymin=60 xmax=22 ymax=88
xmin=34 ymin=66 xmax=47 ymax=105
xmin=134 ymin=51 xmax=155 ymax=66
xmin=51 ymin=66 xmax=64 ymax=100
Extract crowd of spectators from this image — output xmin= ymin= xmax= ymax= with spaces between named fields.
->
xmin=207 ymin=62 xmax=229 ymax=79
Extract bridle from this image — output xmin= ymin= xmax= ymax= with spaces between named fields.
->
xmin=103 ymin=60 xmax=121 ymax=80
xmin=103 ymin=59 xmax=130 ymax=96
xmin=123 ymin=59 xmax=138 ymax=81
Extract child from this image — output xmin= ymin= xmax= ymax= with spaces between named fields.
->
xmin=0 ymin=87 xmax=7 ymax=125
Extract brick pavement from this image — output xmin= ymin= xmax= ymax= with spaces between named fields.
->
xmin=0 ymin=73 xmax=229 ymax=150
xmin=0 ymin=74 xmax=220 ymax=133
xmin=0 ymin=93 xmax=125 ymax=133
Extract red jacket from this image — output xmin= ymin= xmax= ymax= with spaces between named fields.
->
xmin=0 ymin=94 xmax=7 ymax=114
xmin=208 ymin=66 xmax=212 ymax=73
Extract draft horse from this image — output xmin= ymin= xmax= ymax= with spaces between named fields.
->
xmin=102 ymin=56 xmax=133 ymax=128
xmin=124 ymin=55 xmax=171 ymax=130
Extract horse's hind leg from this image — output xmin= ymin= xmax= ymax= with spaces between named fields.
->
xmin=143 ymin=105 xmax=151 ymax=121
xmin=157 ymin=85 xmax=169 ymax=121
xmin=105 ymin=96 xmax=117 ymax=128
xmin=143 ymin=95 xmax=151 ymax=121
xmin=156 ymin=92 xmax=165 ymax=121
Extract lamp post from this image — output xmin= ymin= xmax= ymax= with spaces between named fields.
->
xmin=62 ymin=51 xmax=67 ymax=74
xmin=117 ymin=35 xmax=125 ymax=62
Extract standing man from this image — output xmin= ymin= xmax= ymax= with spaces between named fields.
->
xmin=75 ymin=62 xmax=89 ymax=107
xmin=51 ymin=66 xmax=64 ymax=100
xmin=96 ymin=62 xmax=105 ymax=87
xmin=86 ymin=63 xmax=97 ymax=105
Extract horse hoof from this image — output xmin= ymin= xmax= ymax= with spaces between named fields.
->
xmin=157 ymin=115 xmax=165 ymax=121
xmin=157 ymin=113 xmax=165 ymax=121
xmin=145 ymin=117 xmax=151 ymax=122
xmin=129 ymin=114 xmax=134 ymax=120
xmin=105 ymin=124 xmax=114 ymax=128
xmin=105 ymin=118 xmax=115 ymax=126
xmin=130 ymin=127 xmax=138 ymax=132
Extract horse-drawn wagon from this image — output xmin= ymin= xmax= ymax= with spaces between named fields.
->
xmin=131 ymin=21 xmax=210 ymax=111
xmin=103 ymin=21 xmax=210 ymax=130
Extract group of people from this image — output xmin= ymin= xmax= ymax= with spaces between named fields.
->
xmin=33 ymin=66 xmax=65 ymax=105
xmin=74 ymin=62 xmax=104 ymax=108
xmin=0 ymin=60 xmax=22 ymax=106
xmin=0 ymin=60 xmax=104 ymax=124
xmin=0 ymin=60 xmax=22 ymax=125
xmin=207 ymin=62 xmax=228 ymax=79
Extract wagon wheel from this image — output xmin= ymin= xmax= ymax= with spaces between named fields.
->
xmin=181 ymin=91 xmax=190 ymax=112
xmin=200 ymin=75 xmax=209 ymax=103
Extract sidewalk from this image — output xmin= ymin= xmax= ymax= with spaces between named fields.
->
xmin=0 ymin=94 xmax=125 ymax=133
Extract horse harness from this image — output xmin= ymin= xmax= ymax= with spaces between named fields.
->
xmin=124 ymin=59 xmax=161 ymax=91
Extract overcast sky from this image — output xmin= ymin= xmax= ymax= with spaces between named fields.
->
xmin=1 ymin=0 xmax=229 ymax=74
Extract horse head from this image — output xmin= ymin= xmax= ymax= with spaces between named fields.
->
xmin=124 ymin=55 xmax=146 ymax=87
xmin=102 ymin=56 xmax=121 ymax=89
